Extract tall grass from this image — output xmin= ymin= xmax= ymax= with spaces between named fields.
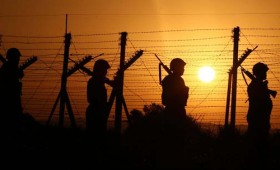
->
xmin=2 ymin=109 xmax=280 ymax=169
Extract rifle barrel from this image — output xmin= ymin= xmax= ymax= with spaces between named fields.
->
xmin=241 ymin=66 xmax=277 ymax=98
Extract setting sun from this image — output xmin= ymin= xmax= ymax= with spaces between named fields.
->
xmin=198 ymin=66 xmax=215 ymax=83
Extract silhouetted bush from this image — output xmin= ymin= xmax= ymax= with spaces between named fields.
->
xmin=3 ymin=109 xmax=280 ymax=169
xmin=122 ymin=103 xmax=215 ymax=168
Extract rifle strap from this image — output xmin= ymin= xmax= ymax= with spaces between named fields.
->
xmin=241 ymin=69 xmax=249 ymax=86
xmin=241 ymin=69 xmax=250 ymax=103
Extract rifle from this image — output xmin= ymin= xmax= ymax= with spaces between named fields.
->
xmin=241 ymin=66 xmax=277 ymax=98
xmin=78 ymin=50 xmax=144 ymax=87
xmin=0 ymin=55 xmax=38 ymax=95
xmin=154 ymin=54 xmax=172 ymax=85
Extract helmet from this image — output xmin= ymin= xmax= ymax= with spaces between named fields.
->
xmin=6 ymin=48 xmax=21 ymax=60
xmin=252 ymin=62 xmax=269 ymax=76
xmin=93 ymin=59 xmax=110 ymax=71
xmin=170 ymin=58 xmax=186 ymax=71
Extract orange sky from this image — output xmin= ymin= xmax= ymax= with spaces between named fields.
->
xmin=1 ymin=0 xmax=280 ymax=33
xmin=0 ymin=0 xmax=280 ymax=128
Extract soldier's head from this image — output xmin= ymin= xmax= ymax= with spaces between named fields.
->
xmin=93 ymin=59 xmax=110 ymax=76
xmin=252 ymin=62 xmax=269 ymax=80
xmin=170 ymin=58 xmax=186 ymax=75
xmin=6 ymin=48 xmax=21 ymax=65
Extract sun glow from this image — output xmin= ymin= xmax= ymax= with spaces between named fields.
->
xmin=198 ymin=66 xmax=215 ymax=83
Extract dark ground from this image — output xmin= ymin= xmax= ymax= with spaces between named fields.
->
xmin=2 ymin=113 xmax=280 ymax=169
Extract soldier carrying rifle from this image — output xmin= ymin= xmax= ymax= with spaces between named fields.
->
xmin=0 ymin=48 xmax=24 ymax=128
xmin=245 ymin=62 xmax=276 ymax=141
xmin=161 ymin=58 xmax=189 ymax=121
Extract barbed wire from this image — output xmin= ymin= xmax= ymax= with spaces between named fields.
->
xmin=2 ymin=27 xmax=280 ymax=127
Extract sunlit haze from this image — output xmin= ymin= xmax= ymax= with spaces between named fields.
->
xmin=198 ymin=66 xmax=215 ymax=83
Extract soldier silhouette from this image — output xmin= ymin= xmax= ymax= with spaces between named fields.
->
xmin=161 ymin=58 xmax=189 ymax=122
xmin=247 ymin=62 xmax=273 ymax=139
xmin=160 ymin=58 xmax=189 ymax=166
xmin=85 ymin=59 xmax=113 ymax=138
xmin=245 ymin=62 xmax=276 ymax=168
xmin=0 ymin=48 xmax=24 ymax=128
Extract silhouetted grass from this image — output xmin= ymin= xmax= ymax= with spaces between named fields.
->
xmin=2 ymin=111 xmax=280 ymax=169
xmin=122 ymin=110 xmax=280 ymax=169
